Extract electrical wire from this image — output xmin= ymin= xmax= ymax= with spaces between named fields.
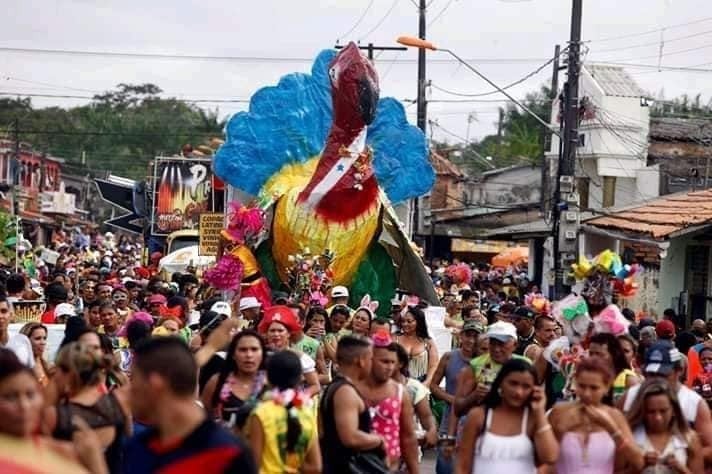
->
xmin=429 ymin=120 xmax=497 ymax=169
xmin=1 ymin=76 xmax=101 ymax=94
xmin=429 ymin=49 xmax=565 ymax=98
xmin=587 ymin=61 xmax=712 ymax=72
xmin=337 ymin=0 xmax=376 ymax=41
xmin=13 ymin=128 xmax=218 ymax=137
xmin=0 ymin=91 xmax=250 ymax=103
xmin=428 ymin=0 xmax=456 ymax=28
xmin=597 ymin=42 xmax=712 ymax=64
xmin=0 ymin=46 xmax=548 ymax=64
xmin=587 ymin=16 xmax=712 ymax=43
xmin=592 ymin=28 xmax=712 ymax=54
xmin=358 ymin=0 xmax=400 ymax=40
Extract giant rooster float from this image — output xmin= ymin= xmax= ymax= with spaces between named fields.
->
xmin=214 ymin=43 xmax=437 ymax=311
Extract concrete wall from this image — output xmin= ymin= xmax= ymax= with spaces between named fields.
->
xmin=659 ymin=234 xmax=692 ymax=314
xmin=465 ymin=166 xmax=541 ymax=207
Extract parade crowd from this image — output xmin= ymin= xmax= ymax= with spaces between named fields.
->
xmin=1 ymin=231 xmax=711 ymax=474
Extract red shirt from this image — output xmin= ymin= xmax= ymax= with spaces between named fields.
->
xmin=40 ymin=310 xmax=55 ymax=324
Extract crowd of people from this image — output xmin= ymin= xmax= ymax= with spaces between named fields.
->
xmin=1 ymin=231 xmax=712 ymax=473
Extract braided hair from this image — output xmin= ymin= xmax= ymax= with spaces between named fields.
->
xmin=266 ymin=350 xmax=303 ymax=453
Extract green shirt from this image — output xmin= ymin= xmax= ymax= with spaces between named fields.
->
xmin=292 ymin=335 xmax=320 ymax=361
xmin=469 ymin=353 xmax=530 ymax=387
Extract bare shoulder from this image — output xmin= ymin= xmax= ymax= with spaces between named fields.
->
xmin=549 ymin=402 xmax=578 ymax=425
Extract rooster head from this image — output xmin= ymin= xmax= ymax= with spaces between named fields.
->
xmin=329 ymin=42 xmax=380 ymax=126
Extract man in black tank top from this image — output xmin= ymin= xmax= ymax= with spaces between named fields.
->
xmin=320 ymin=335 xmax=387 ymax=473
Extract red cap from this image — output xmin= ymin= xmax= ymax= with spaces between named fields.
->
xmin=655 ymin=319 xmax=676 ymax=339
xmin=258 ymin=305 xmax=301 ymax=334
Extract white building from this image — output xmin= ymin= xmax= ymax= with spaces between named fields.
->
xmin=548 ymin=64 xmax=660 ymax=210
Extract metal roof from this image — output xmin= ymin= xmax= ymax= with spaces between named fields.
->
xmin=585 ymin=64 xmax=648 ymax=98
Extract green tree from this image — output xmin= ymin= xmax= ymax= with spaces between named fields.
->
xmin=432 ymin=85 xmax=552 ymax=175
xmin=650 ymin=92 xmax=712 ymax=118
xmin=0 ymin=84 xmax=226 ymax=179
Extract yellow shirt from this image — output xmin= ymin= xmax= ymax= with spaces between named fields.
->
xmin=252 ymin=399 xmax=317 ymax=474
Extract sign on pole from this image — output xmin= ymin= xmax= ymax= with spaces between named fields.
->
xmin=151 ymin=157 xmax=215 ymax=236
xmin=199 ymin=213 xmax=225 ymax=256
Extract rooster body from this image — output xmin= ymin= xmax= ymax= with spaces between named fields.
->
xmin=214 ymin=43 xmax=437 ymax=311
xmin=272 ymin=43 xmax=382 ymax=285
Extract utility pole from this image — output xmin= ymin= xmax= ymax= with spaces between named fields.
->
xmin=334 ymin=42 xmax=407 ymax=61
xmin=553 ymin=0 xmax=583 ymax=299
xmin=540 ymin=44 xmax=561 ymax=215
xmin=496 ymin=108 xmax=504 ymax=158
xmin=417 ymin=0 xmax=427 ymax=133
xmin=414 ymin=0 xmax=427 ymax=252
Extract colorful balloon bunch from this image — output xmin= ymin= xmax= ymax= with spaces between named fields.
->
xmin=524 ymin=292 xmax=551 ymax=316
xmin=551 ymin=294 xmax=591 ymax=343
xmin=571 ymin=249 xmax=641 ymax=299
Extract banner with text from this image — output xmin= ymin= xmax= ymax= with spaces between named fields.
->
xmin=151 ymin=157 xmax=214 ymax=236
xmin=199 ymin=213 xmax=225 ymax=256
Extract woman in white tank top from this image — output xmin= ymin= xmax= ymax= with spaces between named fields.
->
xmin=626 ymin=379 xmax=703 ymax=473
xmin=456 ymin=358 xmax=559 ymax=474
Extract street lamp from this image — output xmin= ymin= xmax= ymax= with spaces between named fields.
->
xmin=396 ymin=36 xmax=559 ymax=137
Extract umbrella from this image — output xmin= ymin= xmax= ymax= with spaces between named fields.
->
xmin=158 ymin=245 xmax=215 ymax=274
xmin=491 ymin=247 xmax=529 ymax=268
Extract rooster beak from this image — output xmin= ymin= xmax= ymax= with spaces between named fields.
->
xmin=358 ymin=76 xmax=379 ymax=125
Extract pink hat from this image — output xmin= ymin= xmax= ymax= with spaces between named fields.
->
xmin=117 ymin=311 xmax=154 ymax=337
xmin=148 ymin=294 xmax=167 ymax=305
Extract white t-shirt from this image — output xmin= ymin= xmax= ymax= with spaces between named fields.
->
xmin=0 ymin=333 xmax=35 ymax=368
xmin=624 ymin=383 xmax=701 ymax=424
xmin=300 ymin=352 xmax=316 ymax=374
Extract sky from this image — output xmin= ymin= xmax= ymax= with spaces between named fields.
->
xmin=1 ymin=0 xmax=711 ymax=151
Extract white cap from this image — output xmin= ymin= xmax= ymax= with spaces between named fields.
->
xmin=239 ymin=296 xmax=261 ymax=312
xmin=331 ymin=286 xmax=349 ymax=298
xmin=55 ymin=303 xmax=77 ymax=318
xmin=486 ymin=321 xmax=518 ymax=342
xmin=211 ymin=301 xmax=233 ymax=317
xmin=30 ymin=279 xmax=44 ymax=297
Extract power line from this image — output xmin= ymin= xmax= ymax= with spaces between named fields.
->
xmin=337 ymin=0 xmax=376 ymax=40
xmin=14 ymin=128 xmax=218 ymax=137
xmin=1 ymin=76 xmax=101 ymax=94
xmin=598 ymin=42 xmax=712 ymax=63
xmin=359 ymin=0 xmax=400 ymax=40
xmin=428 ymin=0 xmax=456 ymax=28
xmin=429 ymin=50 xmax=565 ymax=98
xmin=586 ymin=61 xmax=712 ymax=73
xmin=587 ymin=16 xmax=712 ymax=43
xmin=0 ymin=91 xmax=250 ymax=103
xmin=592 ymin=28 xmax=712 ymax=54
xmin=0 ymin=46 xmax=548 ymax=64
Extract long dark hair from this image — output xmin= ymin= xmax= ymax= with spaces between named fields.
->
xmin=266 ymin=350 xmax=303 ymax=454
xmin=482 ymin=358 xmax=536 ymax=409
xmin=405 ymin=306 xmax=431 ymax=339
xmin=393 ymin=343 xmax=410 ymax=378
xmin=590 ymin=332 xmax=629 ymax=375
xmin=305 ymin=306 xmax=331 ymax=334
xmin=210 ymin=329 xmax=266 ymax=408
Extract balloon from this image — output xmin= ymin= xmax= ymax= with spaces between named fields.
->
xmin=572 ymin=255 xmax=593 ymax=280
